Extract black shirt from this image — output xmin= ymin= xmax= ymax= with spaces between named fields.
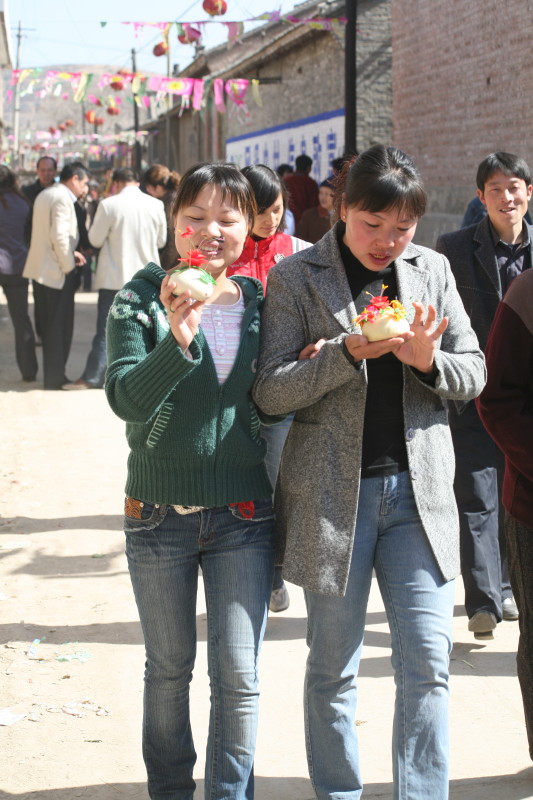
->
xmin=489 ymin=220 xmax=531 ymax=296
xmin=338 ymin=229 xmax=408 ymax=477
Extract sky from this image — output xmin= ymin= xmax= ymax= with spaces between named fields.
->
xmin=10 ymin=1 xmax=303 ymax=76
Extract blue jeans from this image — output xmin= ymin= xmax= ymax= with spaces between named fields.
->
xmin=81 ymin=288 xmax=116 ymax=387
xmin=304 ymin=472 xmax=455 ymax=800
xmin=125 ymin=498 xmax=275 ymax=800
xmin=261 ymin=415 xmax=293 ymax=590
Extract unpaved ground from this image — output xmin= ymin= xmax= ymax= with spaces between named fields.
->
xmin=1 ymin=291 xmax=533 ymax=799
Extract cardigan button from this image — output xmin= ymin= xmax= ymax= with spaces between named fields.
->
xmin=405 ymin=428 xmax=416 ymax=441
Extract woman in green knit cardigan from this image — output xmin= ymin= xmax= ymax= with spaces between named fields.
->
xmin=105 ymin=163 xmax=280 ymax=800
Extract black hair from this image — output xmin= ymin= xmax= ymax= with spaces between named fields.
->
xmin=171 ymin=162 xmax=257 ymax=232
xmin=0 ymin=164 xmax=28 ymax=207
xmin=341 ymin=144 xmax=427 ymax=220
xmin=295 ymin=154 xmax=312 ymax=172
xmin=36 ymin=155 xmax=57 ymax=170
xmin=113 ymin=167 xmax=139 ymax=184
xmin=60 ymin=162 xmax=88 ymax=182
xmin=276 ymin=163 xmax=293 ymax=178
xmin=241 ymin=164 xmax=287 ymax=232
xmin=476 ymin=152 xmax=531 ymax=191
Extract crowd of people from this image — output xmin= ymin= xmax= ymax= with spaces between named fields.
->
xmin=1 ymin=145 xmax=532 ymax=799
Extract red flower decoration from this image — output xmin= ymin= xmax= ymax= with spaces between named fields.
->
xmin=178 ymin=249 xmax=207 ymax=268
xmin=368 ymin=294 xmax=389 ymax=309
xmin=180 ymin=226 xmax=194 ymax=238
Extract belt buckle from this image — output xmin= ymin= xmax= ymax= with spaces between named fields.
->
xmin=173 ymin=504 xmax=205 ymax=515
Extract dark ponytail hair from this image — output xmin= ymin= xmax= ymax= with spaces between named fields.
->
xmin=335 ymin=145 xmax=427 ymax=222
xmin=143 ymin=163 xmax=181 ymax=193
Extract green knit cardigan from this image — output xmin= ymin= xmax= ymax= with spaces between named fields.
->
xmin=105 ymin=262 xmax=279 ymax=507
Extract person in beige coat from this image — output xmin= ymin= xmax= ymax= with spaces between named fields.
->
xmin=253 ymin=146 xmax=486 ymax=800
xmin=23 ymin=162 xmax=89 ymax=389
xmin=65 ymin=167 xmax=167 ymax=389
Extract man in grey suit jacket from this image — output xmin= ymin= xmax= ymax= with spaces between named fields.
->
xmin=23 ymin=162 xmax=89 ymax=390
xmin=436 ymin=151 xmax=533 ymax=639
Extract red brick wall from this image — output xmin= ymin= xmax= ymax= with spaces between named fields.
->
xmin=392 ymin=0 xmax=533 ymax=241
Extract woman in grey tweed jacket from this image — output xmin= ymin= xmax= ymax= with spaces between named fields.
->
xmin=253 ymin=145 xmax=486 ymax=800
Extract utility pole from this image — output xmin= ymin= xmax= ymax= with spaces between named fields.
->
xmin=166 ymin=42 xmax=171 ymax=168
xmin=13 ymin=21 xmax=22 ymax=168
xmin=344 ymin=1 xmax=357 ymax=156
xmin=131 ymin=48 xmax=142 ymax=171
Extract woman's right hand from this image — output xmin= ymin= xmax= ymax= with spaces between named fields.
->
xmin=160 ymin=274 xmax=204 ymax=352
xmin=344 ymin=330 xmax=414 ymax=362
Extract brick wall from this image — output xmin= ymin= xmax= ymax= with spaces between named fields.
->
xmin=392 ymin=0 xmax=533 ymax=245
xmin=356 ymin=0 xmax=392 ymax=149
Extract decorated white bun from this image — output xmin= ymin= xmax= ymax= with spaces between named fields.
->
xmin=361 ymin=310 xmax=410 ymax=342
xmin=171 ymin=267 xmax=214 ymax=301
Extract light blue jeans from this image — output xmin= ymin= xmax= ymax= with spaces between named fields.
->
xmin=304 ymin=471 xmax=455 ymax=800
xmin=261 ymin=414 xmax=293 ymax=590
xmin=125 ymin=498 xmax=276 ymax=800
xmin=81 ymin=288 xmax=116 ymax=387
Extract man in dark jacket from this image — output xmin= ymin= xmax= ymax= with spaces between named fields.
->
xmin=22 ymin=156 xmax=57 ymax=244
xmin=436 ymin=152 xmax=533 ymax=640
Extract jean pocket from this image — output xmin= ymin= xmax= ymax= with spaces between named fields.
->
xmin=229 ymin=497 xmax=275 ymax=523
xmin=124 ymin=498 xmax=167 ymax=533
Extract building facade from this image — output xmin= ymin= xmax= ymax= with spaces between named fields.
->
xmin=145 ymin=0 xmax=392 ymax=184
xmin=392 ymin=0 xmax=533 ymax=245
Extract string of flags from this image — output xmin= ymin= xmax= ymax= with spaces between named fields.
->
xmin=8 ymin=68 xmax=266 ymax=117
xmin=7 ymin=11 xmax=350 ymax=132
xmin=115 ymin=12 xmax=348 ymax=44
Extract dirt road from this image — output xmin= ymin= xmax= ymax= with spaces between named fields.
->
xmin=1 ymin=291 xmax=533 ymax=799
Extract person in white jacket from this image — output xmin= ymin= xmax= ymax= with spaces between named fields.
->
xmin=23 ymin=162 xmax=89 ymax=390
xmin=64 ymin=167 xmax=166 ymax=389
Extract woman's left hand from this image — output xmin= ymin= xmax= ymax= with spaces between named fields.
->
xmin=393 ymin=302 xmax=448 ymax=373
xmin=298 ymin=339 xmax=326 ymax=360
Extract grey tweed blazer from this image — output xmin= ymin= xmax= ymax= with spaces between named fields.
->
xmin=253 ymin=223 xmax=486 ymax=596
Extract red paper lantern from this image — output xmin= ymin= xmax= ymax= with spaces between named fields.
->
xmin=202 ymin=0 xmax=227 ymax=16
xmin=58 ymin=123 xmax=67 ymax=131
xmin=153 ymin=41 xmax=169 ymax=57
xmin=106 ymin=106 xmax=120 ymax=116
xmin=48 ymin=126 xmax=57 ymax=134
xmin=178 ymin=24 xmax=202 ymax=45
xmin=84 ymin=110 xmax=96 ymax=124
xmin=110 ymin=77 xmax=124 ymax=91
xmin=95 ymin=116 xmax=104 ymax=126
xmin=65 ymin=119 xmax=74 ymax=127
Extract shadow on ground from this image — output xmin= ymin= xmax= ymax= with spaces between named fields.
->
xmin=0 ymin=516 xmax=123 ymax=534
xmin=3 ymin=768 xmax=533 ymax=799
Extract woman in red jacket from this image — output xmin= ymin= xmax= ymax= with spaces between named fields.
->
xmin=229 ymin=164 xmax=311 ymax=612
xmin=228 ymin=164 xmax=309 ymax=289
